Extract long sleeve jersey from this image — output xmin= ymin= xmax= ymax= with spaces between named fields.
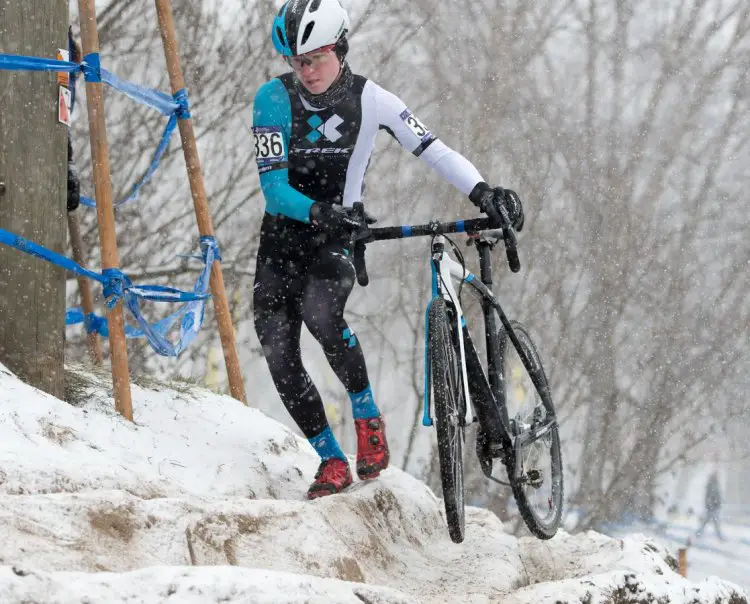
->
xmin=252 ymin=72 xmax=484 ymax=223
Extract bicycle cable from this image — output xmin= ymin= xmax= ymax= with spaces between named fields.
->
xmin=487 ymin=475 xmax=511 ymax=487
xmin=434 ymin=234 xmax=468 ymax=305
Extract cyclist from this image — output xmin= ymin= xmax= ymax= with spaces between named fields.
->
xmin=252 ymin=0 xmax=524 ymax=499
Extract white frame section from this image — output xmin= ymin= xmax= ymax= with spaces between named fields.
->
xmin=433 ymin=235 xmax=474 ymax=421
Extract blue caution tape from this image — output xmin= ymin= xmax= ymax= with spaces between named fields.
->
xmin=173 ymin=88 xmax=191 ymax=120
xmin=81 ymin=53 xmax=102 ymax=83
xmin=0 ymin=227 xmax=105 ymax=284
xmin=1 ymin=52 xmax=210 ymax=357
xmin=79 ymin=90 xmax=189 ymax=209
xmin=103 ymin=236 xmax=218 ymax=357
xmin=1 ymin=226 xmax=216 ymax=357
xmin=100 ymin=65 xmax=179 ymax=115
xmin=80 ymin=112 xmax=179 ymax=209
xmin=0 ymin=52 xmax=179 ymax=115
xmin=0 ymin=54 xmax=80 ymax=73
xmin=1 ymin=52 xmax=191 ymax=211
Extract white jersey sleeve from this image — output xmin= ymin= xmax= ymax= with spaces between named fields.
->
xmin=372 ymin=83 xmax=484 ymax=196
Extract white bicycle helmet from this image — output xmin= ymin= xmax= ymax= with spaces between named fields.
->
xmin=272 ymin=0 xmax=350 ymax=57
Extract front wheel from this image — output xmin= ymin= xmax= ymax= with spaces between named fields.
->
xmin=429 ymin=297 xmax=466 ymax=543
xmin=500 ymin=321 xmax=563 ymax=540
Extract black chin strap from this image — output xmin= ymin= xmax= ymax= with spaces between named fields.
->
xmin=294 ymin=61 xmax=354 ymax=108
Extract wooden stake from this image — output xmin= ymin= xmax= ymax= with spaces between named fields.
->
xmin=67 ymin=211 xmax=103 ymax=365
xmin=77 ymin=0 xmax=133 ymax=420
xmin=678 ymin=547 xmax=688 ymax=577
xmin=153 ymin=0 xmax=247 ymax=404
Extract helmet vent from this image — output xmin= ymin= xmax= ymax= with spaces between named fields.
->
xmin=276 ymin=26 xmax=286 ymax=45
xmin=277 ymin=4 xmax=285 ymax=17
xmin=301 ymin=21 xmax=315 ymax=46
xmin=309 ymin=0 xmax=322 ymax=12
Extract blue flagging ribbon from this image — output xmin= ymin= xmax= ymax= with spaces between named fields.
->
xmin=79 ymin=86 xmax=190 ymax=209
xmin=0 ymin=52 xmax=191 ymax=210
xmin=65 ymin=236 xmax=219 ymax=357
xmin=79 ymin=111 xmax=179 ymax=208
xmin=0 ymin=226 xmax=215 ymax=357
xmin=66 ymin=307 xmax=144 ymax=339
xmin=99 ymin=63 xmax=179 ymax=116
xmin=0 ymin=54 xmax=81 ymax=74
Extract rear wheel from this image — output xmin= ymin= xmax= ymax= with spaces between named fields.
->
xmin=499 ymin=320 xmax=563 ymax=540
xmin=429 ymin=297 xmax=466 ymax=543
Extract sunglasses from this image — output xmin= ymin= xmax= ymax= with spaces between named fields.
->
xmin=287 ymin=45 xmax=336 ymax=70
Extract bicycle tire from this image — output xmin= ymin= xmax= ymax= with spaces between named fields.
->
xmin=499 ymin=320 xmax=563 ymax=540
xmin=428 ymin=297 xmax=466 ymax=543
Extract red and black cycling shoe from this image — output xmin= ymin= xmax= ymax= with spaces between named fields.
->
xmin=355 ymin=416 xmax=390 ymax=480
xmin=307 ymin=457 xmax=353 ymax=500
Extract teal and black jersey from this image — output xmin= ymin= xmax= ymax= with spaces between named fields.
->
xmin=252 ymin=67 xmax=486 ymax=446
xmin=252 ymin=70 xmax=485 ymax=224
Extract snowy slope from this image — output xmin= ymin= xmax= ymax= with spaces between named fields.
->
xmin=605 ymin=517 xmax=750 ymax=594
xmin=0 ymin=362 xmax=746 ymax=603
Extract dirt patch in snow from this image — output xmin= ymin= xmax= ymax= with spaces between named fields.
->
xmin=333 ymin=556 xmax=365 ymax=583
xmin=88 ymin=502 xmax=139 ymax=542
xmin=39 ymin=420 xmax=77 ymax=446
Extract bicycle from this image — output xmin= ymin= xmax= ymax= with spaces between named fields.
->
xmin=350 ymin=202 xmax=563 ymax=543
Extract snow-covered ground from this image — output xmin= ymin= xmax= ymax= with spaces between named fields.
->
xmin=0 ymin=362 xmax=746 ymax=603
xmin=605 ymin=515 xmax=750 ymax=595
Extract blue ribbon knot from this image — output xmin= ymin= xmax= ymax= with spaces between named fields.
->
xmin=83 ymin=312 xmax=108 ymax=336
xmin=173 ymin=88 xmax=191 ymax=121
xmin=81 ymin=53 xmax=102 ymax=83
xmin=102 ymin=268 xmax=133 ymax=309
xmin=200 ymin=235 xmax=221 ymax=263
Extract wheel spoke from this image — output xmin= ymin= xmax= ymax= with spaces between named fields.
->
xmin=498 ymin=321 xmax=563 ymax=538
xmin=430 ymin=301 xmax=466 ymax=543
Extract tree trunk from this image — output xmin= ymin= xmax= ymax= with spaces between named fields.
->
xmin=0 ymin=1 xmax=68 ymax=398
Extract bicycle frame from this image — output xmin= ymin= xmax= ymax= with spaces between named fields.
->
xmin=425 ymin=234 xmax=473 ymax=423
xmin=424 ymin=234 xmax=514 ymax=451
xmin=353 ymin=214 xmax=557 ymax=469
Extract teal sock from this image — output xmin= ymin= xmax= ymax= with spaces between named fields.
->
xmin=349 ymin=385 xmax=380 ymax=420
xmin=308 ymin=426 xmax=346 ymax=461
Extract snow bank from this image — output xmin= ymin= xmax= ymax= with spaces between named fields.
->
xmin=0 ymin=363 xmax=745 ymax=603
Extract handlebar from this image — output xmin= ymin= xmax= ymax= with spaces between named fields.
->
xmin=351 ymin=203 xmax=521 ymax=287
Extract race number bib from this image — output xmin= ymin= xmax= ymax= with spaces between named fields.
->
xmin=400 ymin=109 xmax=433 ymax=143
xmin=252 ymin=126 xmax=287 ymax=173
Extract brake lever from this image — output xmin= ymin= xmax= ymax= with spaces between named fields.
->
xmin=497 ymin=206 xmax=521 ymax=273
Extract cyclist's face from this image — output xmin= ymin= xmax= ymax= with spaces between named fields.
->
xmin=288 ymin=45 xmax=340 ymax=95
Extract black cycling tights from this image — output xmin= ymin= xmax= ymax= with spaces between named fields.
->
xmin=253 ymin=240 xmax=370 ymax=439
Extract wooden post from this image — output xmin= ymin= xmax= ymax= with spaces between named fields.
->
xmin=77 ymin=0 xmax=133 ymax=420
xmin=67 ymin=211 xmax=103 ymax=365
xmin=678 ymin=547 xmax=688 ymax=577
xmin=153 ymin=0 xmax=247 ymax=404
xmin=0 ymin=1 xmax=68 ymax=398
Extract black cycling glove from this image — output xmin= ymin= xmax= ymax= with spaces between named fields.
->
xmin=469 ymin=181 xmax=524 ymax=231
xmin=309 ymin=202 xmax=366 ymax=235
